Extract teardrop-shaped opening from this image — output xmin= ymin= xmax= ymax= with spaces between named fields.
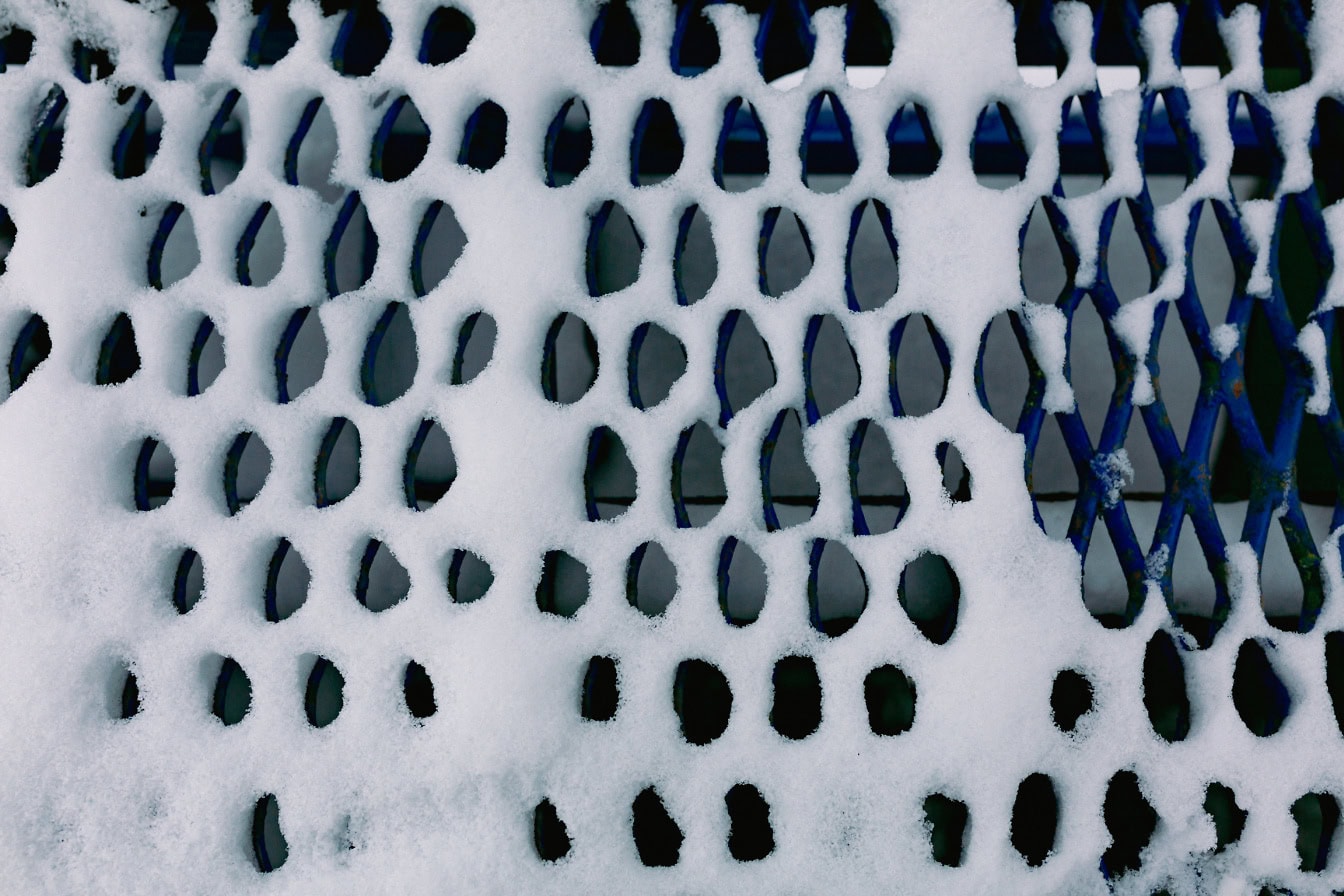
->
xmin=264 ymin=539 xmax=309 ymax=622
xmin=404 ymin=418 xmax=454 ymax=510
xmin=587 ymin=200 xmax=643 ymax=297
xmin=0 ymin=28 xmax=33 ymax=72
xmin=332 ymin=3 xmax=391 ymax=77
xmin=148 ymin=202 xmax=200 ymax=289
xmin=756 ymin=0 xmax=812 ymax=83
xmin=890 ymin=313 xmax=949 ymax=416
xmin=725 ymin=784 xmax=773 ymax=861
xmin=404 ymin=660 xmax=437 ymax=719
xmin=759 ymin=207 xmax=812 ymax=297
xmin=96 ymin=313 xmax=140 ymax=385
xmin=313 ymin=417 xmax=360 ymax=507
xmin=804 ymin=314 xmax=859 ymax=423
xmin=542 ymin=313 xmax=598 ymax=404
xmin=671 ymin=0 xmax=719 ymax=76
xmin=1204 ymin=782 xmax=1247 ymax=853
xmin=632 ymin=788 xmax=681 ymax=867
xmin=887 ymin=103 xmax=941 ymax=176
xmin=286 ymin=98 xmax=341 ymax=201
xmin=1022 ymin=198 xmax=1069 ymax=305
xmin=356 ymin=539 xmax=409 ymax=612
xmin=718 ymin=537 xmax=766 ymax=626
xmin=458 ymin=100 xmax=507 ymax=172
xmin=898 ymin=552 xmax=961 ymax=645
xmin=580 ymin=655 xmax=618 ymax=721
xmin=627 ymin=541 xmax=677 ymax=617
xmin=326 ymin=192 xmax=378 ymax=297
xmin=447 ymin=549 xmax=493 ymax=604
xmin=1328 ymin=631 xmax=1344 ymax=736
xmin=212 ymin=657 xmax=252 ymax=725
xmin=1050 ymin=669 xmax=1093 ymax=733
xmin=924 ymin=794 xmax=968 ymax=866
xmin=118 ymin=666 xmax=140 ymax=719
xmin=850 ymin=420 xmax=905 ymax=535
xmin=976 ymin=311 xmax=1031 ymax=430
xmin=275 ymin=307 xmax=327 ymax=403
xmin=630 ymin=98 xmax=683 ymax=187
xmin=371 ymin=95 xmax=430 ymax=182
xmin=1313 ymin=96 xmax=1344 ymax=208
xmin=133 ymin=436 xmax=175 ymax=511
xmin=801 ymin=92 xmax=858 ymax=193
xmin=1232 ymin=638 xmax=1292 ymax=736
xmin=973 ymin=101 xmax=1028 ymax=188
xmin=590 ymin=0 xmax=640 ymax=66
xmin=173 ymin=547 xmax=204 ymax=614
xmin=199 ymin=89 xmax=245 ymax=194
xmin=544 ymin=97 xmax=592 ymax=188
xmin=224 ymin=432 xmax=270 ymax=515
xmin=761 ymin=409 xmax=818 ymax=531
xmin=246 ymin=1 xmax=297 ymax=67
xmin=0 ymin=206 xmax=15 ymax=277
xmin=865 ymin=663 xmax=916 ymax=736
xmin=808 ymin=539 xmax=867 ymax=637
xmin=533 ymin=799 xmax=571 ymax=862
xmin=938 ymin=441 xmax=972 ymax=502
xmin=672 ymin=421 xmax=725 ymax=529
xmin=1011 ymin=773 xmax=1057 ymax=867
xmin=452 ymin=311 xmax=495 ymax=385
xmin=716 ymin=310 xmax=776 ymax=425
xmin=1263 ymin=3 xmax=1312 ymax=93
xmin=362 ymin=302 xmax=417 ymax=406
xmin=420 ymin=6 xmax=474 ymax=65
xmin=112 ymin=91 xmax=162 ymax=179
xmin=412 ymin=200 xmax=465 ymax=297
xmin=1105 ymin=200 xmax=1154 ymax=303
xmin=673 ymin=658 xmax=731 ymax=745
xmin=846 ymin=199 xmax=899 ymax=311
xmin=187 ymin=316 xmax=225 ymax=396
xmin=1101 ymin=770 xmax=1157 ymax=879
xmin=164 ymin=4 xmax=215 ymax=77
xmin=305 ymin=657 xmax=345 ymax=727
xmin=251 ymin=794 xmax=289 ymax=872
xmin=536 ymin=550 xmax=589 ymax=618
xmin=585 ymin=425 xmax=635 ymax=522
xmin=235 ymin=202 xmax=284 ymax=287
xmin=1143 ymin=90 xmax=1202 ymax=187
xmin=715 ymin=98 xmax=768 ymax=191
xmin=26 ymin=85 xmax=67 ymax=187
xmin=771 ymin=655 xmax=821 ymax=740
xmin=628 ymin=322 xmax=685 ymax=410
xmin=1143 ymin=630 xmax=1191 ymax=742
xmin=8 ymin=313 xmax=50 ymax=393
xmin=674 ymin=204 xmax=716 ymax=305
xmin=844 ymin=0 xmax=894 ymax=70
xmin=1291 ymin=792 xmax=1339 ymax=872
xmin=73 ymin=40 xmax=114 ymax=82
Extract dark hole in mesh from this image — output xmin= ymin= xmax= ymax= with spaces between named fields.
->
xmin=164 ymin=4 xmax=214 ymax=77
xmin=148 ymin=202 xmax=200 ymax=289
xmin=236 ymin=202 xmax=283 ymax=287
xmin=587 ymin=200 xmax=643 ymax=297
xmin=716 ymin=309 xmax=775 ymax=425
xmin=224 ymin=432 xmax=270 ymax=515
xmin=631 ymin=98 xmax=683 ymax=186
xmin=846 ymin=199 xmax=899 ymax=312
xmin=770 ymin=655 xmax=821 ymax=740
xmin=716 ymin=97 xmax=769 ymax=191
xmin=112 ymin=90 xmax=162 ymax=179
xmin=1314 ymin=96 xmax=1344 ymax=207
xmin=72 ymin=39 xmax=114 ymax=83
xmin=1263 ymin=1 xmax=1311 ymax=93
xmin=251 ymin=794 xmax=288 ymax=872
xmin=938 ymin=441 xmax=972 ymax=502
xmin=762 ymin=409 xmax=818 ymax=531
xmin=134 ymin=437 xmax=175 ymax=511
xmin=1010 ymin=772 xmax=1057 ymax=867
xmin=420 ymin=6 xmax=474 ymax=65
xmin=671 ymin=0 xmax=719 ymax=76
xmin=674 ymin=204 xmax=716 ymax=305
xmin=286 ymin=98 xmax=341 ymax=201
xmin=673 ymin=421 xmax=725 ymax=529
xmin=898 ymin=553 xmax=960 ymax=645
xmin=542 ymin=313 xmax=598 ymax=404
xmin=864 ymin=664 xmax=916 ymax=736
xmin=673 ymin=658 xmax=731 ymax=745
xmin=458 ymin=100 xmax=507 ymax=171
xmin=891 ymin=313 xmax=948 ymax=417
xmin=0 ymin=27 xmax=34 ymax=72
xmin=1050 ymin=668 xmax=1093 ymax=733
xmin=537 ymin=551 xmax=589 ymax=618
xmin=585 ymin=425 xmax=635 ymax=522
xmin=1142 ymin=630 xmax=1191 ymax=742
xmin=264 ymin=538 xmax=309 ymax=622
xmin=759 ymin=207 xmax=812 ymax=297
xmin=119 ymin=667 xmax=140 ymax=720
xmin=314 ymin=417 xmax=359 ymax=507
xmin=544 ymin=97 xmax=592 ymax=188
xmin=8 ymin=313 xmax=50 ymax=394
xmin=0 ymin=204 xmax=14 ymax=275
xmin=718 ymin=537 xmax=765 ymax=626
xmin=413 ymin=200 xmax=466 ymax=297
xmin=725 ymin=784 xmax=774 ymax=861
xmin=403 ymin=660 xmax=437 ymax=719
xmin=97 ymin=313 xmax=140 ymax=385
xmin=371 ymin=95 xmax=429 ymax=183
xmin=356 ymin=539 xmax=410 ymax=613
xmin=808 ymin=539 xmax=867 ymax=637
xmin=923 ymin=794 xmax=968 ymax=866
xmin=212 ymin=657 xmax=252 ymax=726
xmin=1101 ymin=770 xmax=1157 ymax=879
xmin=188 ymin=316 xmax=225 ymax=396
xmin=326 ymin=192 xmax=377 ymax=297
xmin=850 ymin=419 xmax=905 ymax=535
xmin=973 ymin=101 xmax=1028 ymax=187
xmin=590 ymin=0 xmax=640 ymax=66
xmin=1022 ymin=198 xmax=1069 ymax=304
xmin=1232 ymin=638 xmax=1292 ymax=737
xmin=452 ymin=312 xmax=495 ymax=384
xmin=804 ymin=314 xmax=859 ymax=423
xmin=627 ymin=541 xmax=677 ymax=617
xmin=887 ymin=102 xmax=940 ymax=176
xmin=533 ymin=798 xmax=571 ymax=862
xmin=975 ymin=312 xmax=1032 ymax=433
xmin=173 ymin=548 xmax=204 ymax=615
xmin=845 ymin=0 xmax=893 ymax=67
xmin=1327 ymin=631 xmax=1344 ymax=736
xmin=332 ymin=3 xmax=391 ymax=77
xmin=27 ymin=84 xmax=66 ymax=187
xmin=629 ymin=322 xmax=685 ymax=410
xmin=754 ymin=0 xmax=810 ymax=82
xmin=305 ymin=657 xmax=344 ymax=728
xmin=363 ymin=302 xmax=417 ymax=406
xmin=801 ymin=92 xmax=857 ymax=192
xmin=448 ymin=549 xmax=493 ymax=604
xmin=580 ymin=656 xmax=618 ymax=722
xmin=247 ymin=1 xmax=297 ymax=67
xmin=1203 ymin=782 xmax=1246 ymax=853
xmin=1291 ymin=791 xmax=1339 ymax=872
xmin=275 ymin=307 xmax=327 ymax=403
xmin=199 ymin=89 xmax=245 ymax=195
xmin=632 ymin=787 xmax=681 ymax=867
